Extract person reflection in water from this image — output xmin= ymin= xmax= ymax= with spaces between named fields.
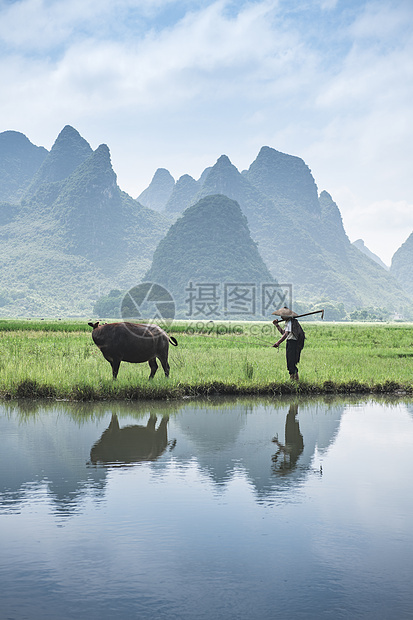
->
xmin=271 ymin=404 xmax=304 ymax=473
xmin=90 ymin=414 xmax=174 ymax=465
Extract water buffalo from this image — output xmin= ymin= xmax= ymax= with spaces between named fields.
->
xmin=88 ymin=321 xmax=178 ymax=379
xmin=90 ymin=414 xmax=171 ymax=464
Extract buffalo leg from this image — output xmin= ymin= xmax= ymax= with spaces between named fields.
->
xmin=148 ymin=358 xmax=158 ymax=379
xmin=147 ymin=415 xmax=157 ymax=429
xmin=159 ymin=356 xmax=170 ymax=378
xmin=110 ymin=359 xmax=121 ymax=379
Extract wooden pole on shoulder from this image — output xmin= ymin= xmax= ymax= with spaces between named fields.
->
xmin=274 ymin=309 xmax=324 ymax=323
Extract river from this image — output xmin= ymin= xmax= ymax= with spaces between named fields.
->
xmin=1 ymin=396 xmax=412 ymax=619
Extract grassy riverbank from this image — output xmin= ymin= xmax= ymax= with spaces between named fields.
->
xmin=0 ymin=320 xmax=412 ymax=400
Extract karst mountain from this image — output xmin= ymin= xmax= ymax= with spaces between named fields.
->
xmin=141 ymin=147 xmax=412 ymax=314
xmin=0 ymin=126 xmax=411 ymax=317
xmin=144 ymin=194 xmax=275 ymax=316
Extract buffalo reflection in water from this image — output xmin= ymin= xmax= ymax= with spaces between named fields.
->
xmin=271 ymin=404 xmax=304 ymax=473
xmin=90 ymin=414 xmax=173 ymax=465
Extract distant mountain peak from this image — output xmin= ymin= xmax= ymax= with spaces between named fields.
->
xmin=0 ymin=130 xmax=44 ymax=153
xmin=202 ymin=154 xmax=239 ymax=185
xmin=63 ymin=142 xmax=117 ymax=191
xmin=94 ymin=143 xmax=111 ymax=161
xmin=57 ymin=124 xmax=83 ymax=138
xmin=25 ymin=125 xmax=93 ymax=195
xmin=178 ymin=173 xmax=195 ymax=182
xmin=137 ymin=167 xmax=175 ymax=211
xmin=319 ymin=191 xmax=347 ymax=237
xmin=246 ymin=145 xmax=320 ymax=214
xmin=0 ymin=130 xmax=48 ymax=202
xmin=51 ymin=125 xmax=92 ymax=156
xmin=353 ymin=238 xmax=388 ymax=270
xmin=209 ymin=155 xmax=240 ymax=175
xmin=154 ymin=167 xmax=173 ymax=179
xmin=164 ymin=174 xmax=199 ymax=214
xmin=256 ymin=145 xmax=298 ymax=160
xmin=215 ymin=154 xmax=232 ymax=166
xmin=145 ymin=193 xmax=275 ymax=313
xmin=390 ymin=232 xmax=413 ymax=296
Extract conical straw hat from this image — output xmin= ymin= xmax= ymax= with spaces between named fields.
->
xmin=271 ymin=306 xmax=298 ymax=318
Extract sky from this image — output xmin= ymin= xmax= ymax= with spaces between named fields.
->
xmin=0 ymin=0 xmax=412 ymax=265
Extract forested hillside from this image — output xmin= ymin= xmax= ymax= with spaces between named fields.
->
xmin=140 ymin=147 xmax=411 ymax=314
xmin=0 ymin=131 xmax=47 ymax=202
xmin=391 ymin=232 xmax=413 ymax=297
xmin=0 ymin=127 xmax=170 ymax=316
xmin=145 ymin=194 xmax=275 ymax=316
xmin=352 ymin=239 xmax=389 ymax=270
xmin=0 ymin=126 xmax=411 ymax=318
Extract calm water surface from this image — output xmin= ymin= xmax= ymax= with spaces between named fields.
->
xmin=1 ymin=396 xmax=413 ymax=620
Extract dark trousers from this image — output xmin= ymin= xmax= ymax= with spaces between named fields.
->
xmin=286 ymin=339 xmax=301 ymax=375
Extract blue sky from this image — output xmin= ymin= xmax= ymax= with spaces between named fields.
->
xmin=1 ymin=0 xmax=412 ymax=264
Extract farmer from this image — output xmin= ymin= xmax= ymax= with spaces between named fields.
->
xmin=272 ymin=307 xmax=305 ymax=381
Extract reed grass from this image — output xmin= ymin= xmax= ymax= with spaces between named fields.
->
xmin=0 ymin=321 xmax=412 ymax=400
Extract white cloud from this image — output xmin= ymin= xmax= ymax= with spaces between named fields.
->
xmin=1 ymin=0 xmax=310 ymax=116
xmin=0 ymin=0 xmax=101 ymax=50
xmin=349 ymin=0 xmax=413 ymax=41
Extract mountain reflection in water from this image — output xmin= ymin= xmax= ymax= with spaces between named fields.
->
xmin=1 ymin=397 xmax=413 ymax=620
xmin=0 ymin=397 xmax=344 ymax=515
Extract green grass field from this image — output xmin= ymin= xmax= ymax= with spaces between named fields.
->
xmin=0 ymin=320 xmax=412 ymax=400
